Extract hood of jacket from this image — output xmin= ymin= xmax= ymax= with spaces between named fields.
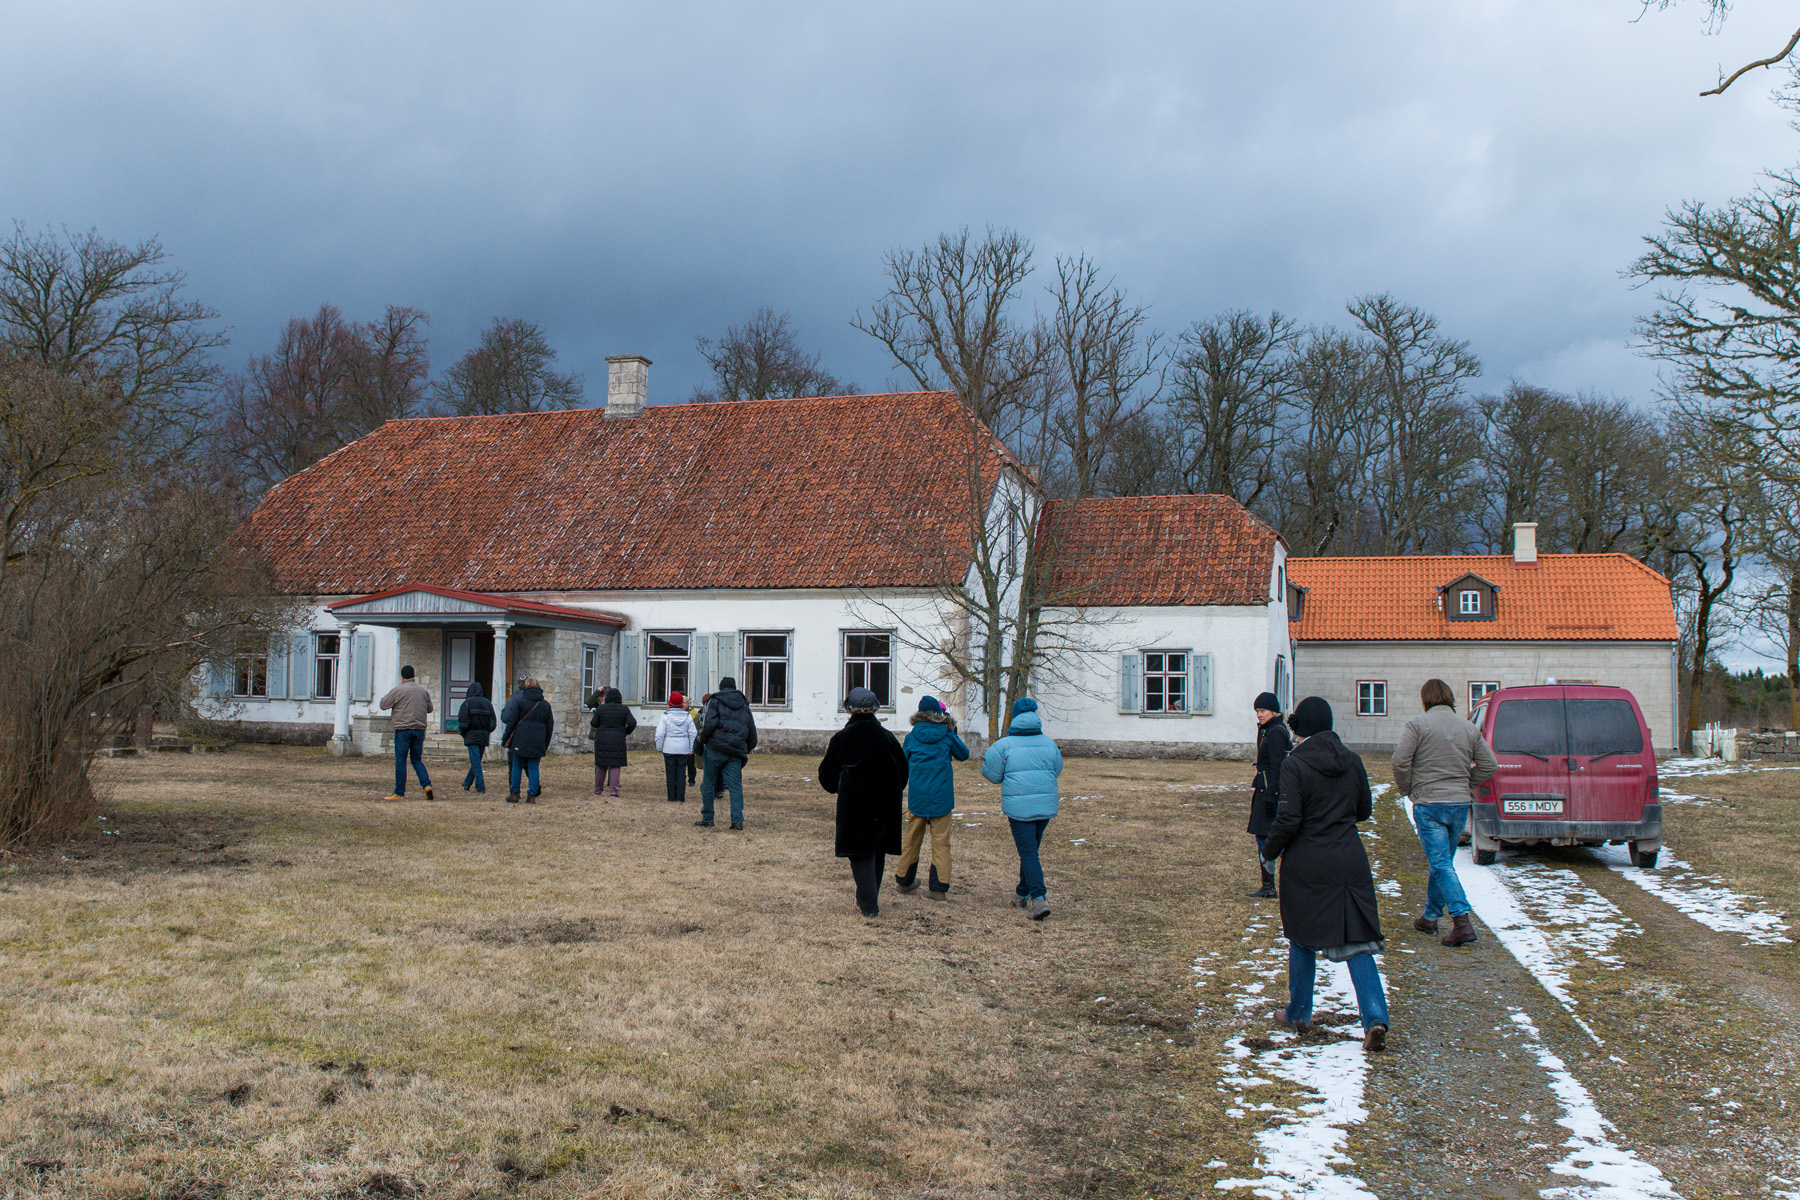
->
xmin=909 ymin=710 xmax=957 ymax=730
xmin=466 ymin=682 xmax=484 ymax=700
xmin=1290 ymin=728 xmax=1354 ymax=776
xmin=713 ymin=687 xmax=749 ymax=714
xmin=1006 ymin=710 xmax=1044 ymax=736
xmin=520 ymin=685 xmax=545 ymax=705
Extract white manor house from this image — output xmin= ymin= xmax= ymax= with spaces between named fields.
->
xmin=204 ymin=359 xmax=1295 ymax=758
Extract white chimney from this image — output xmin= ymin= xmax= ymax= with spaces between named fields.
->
xmin=604 ymin=354 xmax=651 ymax=419
xmin=1512 ymin=521 xmax=1538 ymax=565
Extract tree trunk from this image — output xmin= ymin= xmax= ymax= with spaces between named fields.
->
xmin=1789 ymin=568 xmax=1800 ymax=731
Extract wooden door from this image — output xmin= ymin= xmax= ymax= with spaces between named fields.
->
xmin=445 ymin=632 xmax=476 ymax=731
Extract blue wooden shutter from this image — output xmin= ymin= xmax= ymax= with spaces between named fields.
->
xmin=715 ymin=632 xmax=739 ymax=690
xmin=208 ymin=661 xmax=233 ymax=697
xmin=619 ymin=632 xmax=642 ymax=703
xmin=691 ymin=635 xmax=711 ymax=698
xmin=266 ymin=641 xmax=288 ymax=699
xmin=291 ymin=634 xmax=314 ymax=699
xmin=1118 ymin=653 xmax=1140 ymax=713
xmin=353 ymin=634 xmax=373 ymax=702
xmin=1192 ymin=653 xmax=1213 ymax=715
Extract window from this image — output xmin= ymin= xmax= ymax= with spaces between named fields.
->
xmin=581 ymin=644 xmax=601 ymax=706
xmin=1274 ymin=656 xmax=1290 ymax=710
xmin=842 ymin=631 xmax=893 ymax=708
xmin=1469 ymin=680 xmax=1500 ymax=710
xmin=1356 ymin=680 xmax=1387 ymax=717
xmin=233 ymin=654 xmax=269 ymax=698
xmin=313 ymin=633 xmax=340 ymax=698
xmin=744 ymin=632 xmax=791 ymax=708
xmin=1459 ymin=589 xmax=1481 ymax=615
xmin=1143 ymin=651 xmax=1188 ymax=714
xmin=646 ymin=632 xmax=691 ymax=705
xmin=1492 ymin=698 xmax=1566 ymax=757
xmin=1568 ymin=699 xmax=1644 ymax=757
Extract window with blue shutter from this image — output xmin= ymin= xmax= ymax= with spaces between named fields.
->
xmin=353 ymin=634 xmax=373 ymax=702
xmin=208 ymin=662 xmax=233 ymax=698
xmin=690 ymin=635 xmax=711 ymax=699
xmin=290 ymin=634 xmax=313 ymax=700
xmin=266 ymin=642 xmax=288 ymax=699
xmin=1118 ymin=653 xmax=1140 ymax=713
xmin=715 ymin=631 xmax=739 ymax=692
xmin=1191 ymin=653 xmax=1213 ymax=715
xmin=618 ymin=632 xmax=643 ymax=703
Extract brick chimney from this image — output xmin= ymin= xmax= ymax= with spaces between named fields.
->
xmin=1512 ymin=521 xmax=1538 ymax=566
xmin=604 ymin=355 xmax=650 ymax=419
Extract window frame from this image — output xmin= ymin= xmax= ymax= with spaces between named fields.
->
xmin=1469 ymin=680 xmax=1500 ymax=711
xmin=840 ymin=629 xmax=896 ymax=711
xmin=1140 ymin=648 xmax=1191 ymax=715
xmin=581 ymin=644 xmax=602 ymax=708
xmin=1459 ymin=589 xmax=1482 ymax=616
xmin=1356 ymin=679 xmax=1387 ymax=717
xmin=312 ymin=633 xmax=340 ymax=700
xmin=645 ymin=630 xmax=693 ymax=707
xmin=742 ymin=629 xmax=794 ymax=710
xmin=233 ymin=653 xmax=270 ymax=699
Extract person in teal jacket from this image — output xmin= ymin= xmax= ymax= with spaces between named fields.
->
xmin=896 ymin=695 xmax=970 ymax=899
xmin=980 ymin=696 xmax=1064 ymax=920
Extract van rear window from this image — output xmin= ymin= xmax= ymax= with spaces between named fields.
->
xmin=1492 ymin=699 xmax=1567 ymax=757
xmin=1568 ymin=699 xmax=1643 ymax=756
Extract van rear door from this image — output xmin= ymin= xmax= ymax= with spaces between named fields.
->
xmin=1564 ymin=687 xmax=1652 ymax=824
xmin=1487 ymin=688 xmax=1569 ymax=821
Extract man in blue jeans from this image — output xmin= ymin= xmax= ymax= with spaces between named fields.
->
xmin=981 ymin=697 xmax=1063 ymax=920
xmin=1391 ymin=678 xmax=1499 ymax=947
xmin=695 ymin=676 xmax=757 ymax=829
xmin=378 ymin=665 xmax=435 ymax=801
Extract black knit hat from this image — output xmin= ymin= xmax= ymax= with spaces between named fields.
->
xmin=1253 ymin=691 xmax=1281 ymax=713
xmin=400 ymin=664 xmax=415 ymax=679
xmin=1287 ymin=696 xmax=1332 ymax=738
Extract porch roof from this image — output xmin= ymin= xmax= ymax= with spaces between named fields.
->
xmin=327 ymin=585 xmax=626 ymax=632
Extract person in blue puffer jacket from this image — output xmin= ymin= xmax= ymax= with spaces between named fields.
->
xmin=896 ymin=695 xmax=970 ymax=900
xmin=980 ymin=696 xmax=1064 ymax=920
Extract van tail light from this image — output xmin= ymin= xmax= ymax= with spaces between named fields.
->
xmin=1478 ymin=782 xmax=1494 ymax=801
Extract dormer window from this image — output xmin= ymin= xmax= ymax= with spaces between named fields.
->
xmin=1459 ymin=590 xmax=1481 ymax=615
xmin=1441 ymin=573 xmax=1497 ymax=622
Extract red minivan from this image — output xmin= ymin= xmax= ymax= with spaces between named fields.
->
xmin=1467 ymin=684 xmax=1662 ymax=868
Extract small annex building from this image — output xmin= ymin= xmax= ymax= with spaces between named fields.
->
xmin=1286 ymin=524 xmax=1681 ymax=753
xmin=204 ymin=360 xmax=1294 ymax=758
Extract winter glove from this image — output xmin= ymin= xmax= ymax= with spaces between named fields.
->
xmin=1261 ymin=858 xmax=1280 ymax=876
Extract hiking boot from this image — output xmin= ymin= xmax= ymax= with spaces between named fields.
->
xmin=1363 ymin=1023 xmax=1388 ymax=1052
xmin=927 ymin=884 xmax=949 ymax=901
xmin=1273 ymin=1007 xmax=1309 ymax=1035
xmin=525 ymin=793 xmax=538 ymax=804
xmin=1027 ymin=896 xmax=1051 ymax=920
xmin=1413 ymin=914 xmax=1440 ymax=934
xmin=1442 ymin=913 xmax=1478 ymax=947
xmin=506 ymin=792 xmax=520 ymax=803
xmin=1247 ymin=884 xmax=1278 ymax=898
xmin=729 ymin=822 xmax=744 ymax=831
xmin=895 ymin=870 xmax=920 ymax=894
xmin=1010 ymin=894 xmax=1029 ymax=910
xmin=695 ymin=818 xmax=714 ymax=827
xmin=424 ymin=785 xmax=434 ymax=801
xmin=382 ymin=793 xmax=405 ymax=802
xmin=860 ymin=907 xmax=879 ymax=919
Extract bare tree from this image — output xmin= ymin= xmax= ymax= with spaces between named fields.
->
xmin=689 ymin=306 xmax=853 ymax=402
xmin=1094 ymin=411 xmax=1181 ymax=497
xmin=0 ymin=224 xmax=224 ymax=453
xmin=1644 ymin=0 xmax=1800 ymax=97
xmin=437 ymin=317 xmax=582 ymax=416
xmin=1166 ymin=311 xmax=1295 ymax=506
xmin=1046 ymin=256 xmax=1162 ymax=499
xmin=1267 ymin=329 xmax=1379 ymax=556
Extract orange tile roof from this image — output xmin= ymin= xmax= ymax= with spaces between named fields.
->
xmin=246 ymin=392 xmax=1010 ymax=594
xmin=1287 ymin=554 xmax=1677 ymax=642
xmin=1040 ymin=495 xmax=1282 ymax=607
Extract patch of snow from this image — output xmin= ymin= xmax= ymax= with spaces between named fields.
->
xmin=1508 ymin=1010 xmax=1682 ymax=1199
xmin=1592 ymin=843 xmax=1791 ymax=945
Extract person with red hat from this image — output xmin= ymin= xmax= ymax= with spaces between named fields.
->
xmin=655 ymin=690 xmax=699 ymax=804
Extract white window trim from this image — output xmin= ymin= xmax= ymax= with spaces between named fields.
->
xmin=840 ymin=628 xmax=897 ymax=712
xmin=1459 ymin=589 xmax=1482 ymax=615
xmin=1469 ymin=680 xmax=1500 ymax=711
xmin=312 ymin=633 xmax=340 ymax=700
xmin=233 ymin=653 xmax=270 ymax=699
xmin=645 ymin=630 xmax=695 ymax=707
xmin=581 ymin=644 xmax=602 ymax=708
xmin=1140 ymin=648 xmax=1191 ymax=716
xmin=741 ymin=629 xmax=794 ymax=711
xmin=1357 ymin=679 xmax=1388 ymax=717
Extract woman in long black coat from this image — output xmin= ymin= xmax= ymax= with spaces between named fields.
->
xmin=589 ymin=687 xmax=638 ymax=798
xmin=502 ymin=680 xmax=554 ymax=804
xmin=1262 ymin=695 xmax=1390 ymax=1051
xmin=1247 ymin=690 xmax=1290 ymax=898
xmin=817 ymin=687 xmax=909 ymax=918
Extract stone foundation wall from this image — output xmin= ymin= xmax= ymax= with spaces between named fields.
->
xmin=211 ymin=721 xmax=334 ymax=747
xmin=1746 ymin=731 xmax=1800 ymax=762
xmin=395 ymin=629 xmax=443 ymax=732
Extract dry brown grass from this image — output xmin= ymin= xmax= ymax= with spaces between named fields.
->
xmin=0 ymin=747 xmax=1271 ymax=1199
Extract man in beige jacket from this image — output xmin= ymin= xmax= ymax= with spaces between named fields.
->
xmin=1391 ymin=678 xmax=1499 ymax=947
xmin=379 ymin=664 xmax=434 ymax=801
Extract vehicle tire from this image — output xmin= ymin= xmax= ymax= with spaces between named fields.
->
xmin=1473 ymin=847 xmax=1497 ymax=866
xmin=1629 ymin=841 xmax=1659 ymax=869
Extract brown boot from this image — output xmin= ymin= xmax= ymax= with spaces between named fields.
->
xmin=1413 ymin=914 xmax=1439 ymax=934
xmin=1442 ymin=913 xmax=1478 ymax=947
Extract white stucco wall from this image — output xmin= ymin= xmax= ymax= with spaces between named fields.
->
xmin=193 ymin=614 xmax=401 ymax=733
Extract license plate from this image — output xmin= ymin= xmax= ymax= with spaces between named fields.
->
xmin=1503 ymin=798 xmax=1564 ymax=815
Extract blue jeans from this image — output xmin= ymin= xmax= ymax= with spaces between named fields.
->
xmin=1287 ymin=943 xmax=1389 ymax=1031
xmin=700 ymin=748 xmax=743 ymax=824
xmin=1009 ymin=817 xmax=1050 ymax=899
xmin=464 ymin=745 xmax=486 ymax=792
xmin=509 ymin=754 xmax=541 ymax=796
xmin=393 ymin=729 xmax=430 ymax=794
xmin=1413 ymin=803 xmax=1472 ymax=920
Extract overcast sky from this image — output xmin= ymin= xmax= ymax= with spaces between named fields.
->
xmin=5 ymin=1 xmax=1796 ymax=411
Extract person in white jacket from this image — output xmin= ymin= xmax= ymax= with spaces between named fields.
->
xmin=654 ymin=691 xmax=700 ymax=804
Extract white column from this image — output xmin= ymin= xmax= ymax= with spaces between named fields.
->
xmin=332 ymin=621 xmax=358 ymax=746
xmin=489 ymin=620 xmax=513 ymax=711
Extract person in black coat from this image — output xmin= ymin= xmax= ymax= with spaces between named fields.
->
xmin=1262 ymin=695 xmax=1390 ymax=1051
xmin=1247 ymin=690 xmax=1290 ymax=898
xmin=588 ymin=687 xmax=638 ymax=799
xmin=501 ymin=679 xmax=554 ymax=803
xmin=456 ymin=682 xmax=498 ymax=795
xmin=817 ymin=687 xmax=909 ymax=918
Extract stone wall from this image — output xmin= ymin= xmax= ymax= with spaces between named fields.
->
xmin=1746 ymin=731 xmax=1800 ymax=762
xmin=213 ymin=720 xmax=334 ymax=747
xmin=395 ymin=628 xmax=444 ymax=732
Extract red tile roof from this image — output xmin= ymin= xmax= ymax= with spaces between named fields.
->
xmin=1040 ymin=495 xmax=1283 ymax=607
xmin=326 ymin=585 xmax=625 ymax=626
xmin=1287 ymin=555 xmax=1677 ymax=642
xmin=247 ymin=392 xmax=1010 ymax=594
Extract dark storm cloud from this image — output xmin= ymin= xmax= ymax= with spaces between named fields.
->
xmin=3 ymin=2 xmax=1794 ymax=405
